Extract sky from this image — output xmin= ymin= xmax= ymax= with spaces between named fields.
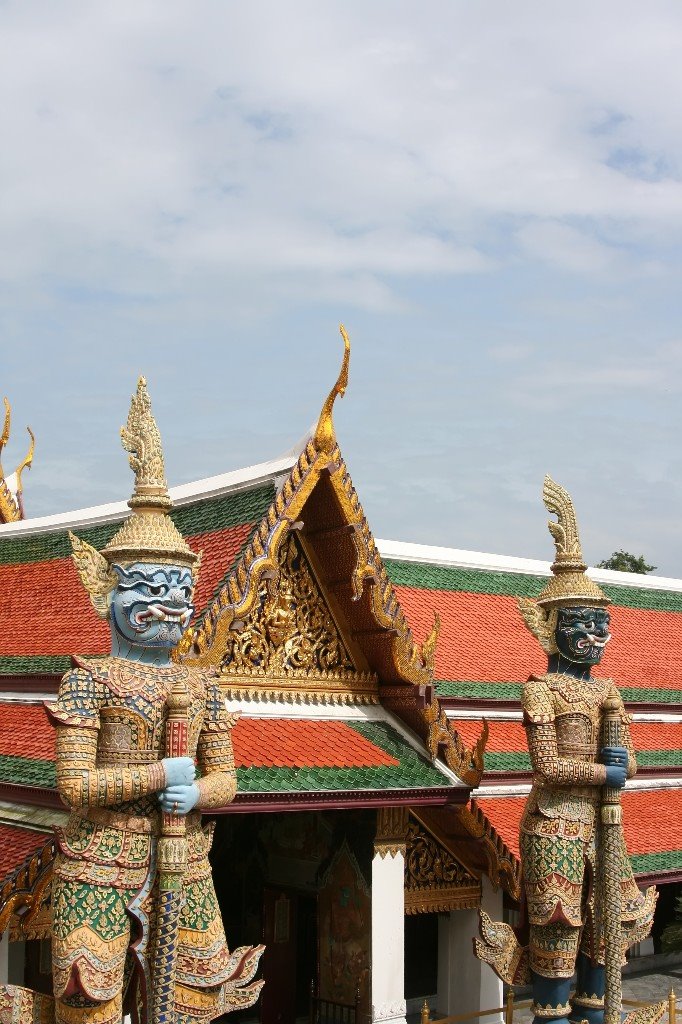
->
xmin=2 ymin=2 xmax=682 ymax=574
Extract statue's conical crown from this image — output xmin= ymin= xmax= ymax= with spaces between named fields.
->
xmin=101 ymin=377 xmax=198 ymax=568
xmin=536 ymin=475 xmax=608 ymax=609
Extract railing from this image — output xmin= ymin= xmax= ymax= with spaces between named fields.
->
xmin=420 ymin=986 xmax=681 ymax=1024
xmin=309 ymin=982 xmax=360 ymax=1024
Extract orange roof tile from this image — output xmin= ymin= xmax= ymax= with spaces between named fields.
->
xmin=232 ymin=719 xmax=400 ymax=768
xmin=0 ymin=823 xmax=49 ymax=882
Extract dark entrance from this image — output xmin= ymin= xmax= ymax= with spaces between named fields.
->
xmin=261 ymin=888 xmax=317 ymax=1024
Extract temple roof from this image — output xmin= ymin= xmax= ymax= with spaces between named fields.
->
xmin=379 ymin=539 xmax=682 ymax=889
xmin=380 ymin=539 xmax=682 ymax=708
xmin=0 ymin=699 xmax=462 ymax=808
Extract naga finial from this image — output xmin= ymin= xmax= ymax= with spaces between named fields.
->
xmin=518 ymin=475 xmax=609 ymax=651
xmin=313 ymin=325 xmax=350 ymax=455
xmin=120 ymin=375 xmax=170 ymax=511
xmin=0 ymin=398 xmax=35 ymax=522
xmin=543 ymin=475 xmax=584 ymax=571
xmin=421 ymin=612 xmax=441 ymax=675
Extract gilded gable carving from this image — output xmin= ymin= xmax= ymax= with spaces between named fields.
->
xmin=220 ymin=533 xmax=378 ymax=704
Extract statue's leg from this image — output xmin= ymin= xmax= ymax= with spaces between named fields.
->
xmin=569 ymin=952 xmax=605 ymax=1024
xmin=51 ymin=877 xmax=133 ymax=1024
xmin=529 ymin=922 xmax=580 ymax=1024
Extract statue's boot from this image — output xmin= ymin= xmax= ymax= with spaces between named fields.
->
xmin=569 ymin=954 xmax=605 ymax=1024
xmin=531 ymin=973 xmax=573 ymax=1024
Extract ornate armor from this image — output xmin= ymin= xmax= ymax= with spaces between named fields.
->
xmin=521 ymin=671 xmax=653 ymax=979
xmin=48 ymin=657 xmax=239 ymax=1024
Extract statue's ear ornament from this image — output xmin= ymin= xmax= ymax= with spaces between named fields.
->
xmin=68 ymin=531 xmax=118 ymax=619
xmin=517 ymin=597 xmax=558 ymax=655
xmin=191 ymin=550 xmax=203 ymax=586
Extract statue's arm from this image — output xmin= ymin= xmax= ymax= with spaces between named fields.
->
xmin=47 ymin=667 xmax=167 ymax=810
xmin=194 ymin=681 xmax=238 ymax=810
xmin=522 ymin=678 xmax=607 ymax=787
xmin=53 ymin=723 xmax=166 ymax=808
xmin=615 ymin=690 xmax=637 ymax=779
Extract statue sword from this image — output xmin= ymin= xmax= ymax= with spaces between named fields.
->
xmin=151 ymin=676 xmax=191 ymax=1024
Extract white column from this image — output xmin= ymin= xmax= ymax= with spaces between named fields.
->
xmin=436 ymin=877 xmax=504 ymax=1024
xmin=371 ymin=846 xmax=407 ymax=1024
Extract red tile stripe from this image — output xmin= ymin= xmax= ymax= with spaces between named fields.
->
xmin=0 ymin=705 xmax=56 ymax=759
xmin=394 ymin=585 xmax=682 ymax=691
xmin=0 ymin=823 xmax=50 ymax=882
xmin=232 ymin=719 xmax=400 ymax=769
xmin=0 ymin=523 xmax=253 ymax=658
xmin=475 ymin=788 xmax=682 ymax=860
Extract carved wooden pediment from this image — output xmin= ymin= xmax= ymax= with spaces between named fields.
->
xmin=404 ymin=816 xmax=480 ymax=914
xmin=219 ymin=532 xmax=378 ymax=705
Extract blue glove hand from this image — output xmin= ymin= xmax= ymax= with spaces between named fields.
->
xmin=602 ymin=745 xmax=628 ymax=767
xmin=604 ymin=764 xmax=627 ymax=789
xmin=159 ymin=783 xmax=200 ymax=816
xmin=162 ymin=756 xmax=196 ymax=787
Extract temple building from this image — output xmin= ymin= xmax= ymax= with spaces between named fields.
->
xmin=0 ymin=359 xmax=681 ymax=1024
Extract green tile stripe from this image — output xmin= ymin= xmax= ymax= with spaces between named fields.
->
xmin=435 ymin=679 xmax=682 ymax=705
xmin=481 ymin=750 xmax=682 ymax=773
xmin=630 ymin=850 xmax=682 ymax=874
xmin=436 ymin=681 xmax=524 ymax=700
xmin=484 ymin=753 xmax=531 ymax=772
xmin=0 ymin=755 xmax=56 ymax=788
xmin=384 ymin=559 xmax=682 ymax=613
xmin=0 ymin=655 xmax=73 ymax=675
xmin=0 ymin=484 xmax=274 ymax=567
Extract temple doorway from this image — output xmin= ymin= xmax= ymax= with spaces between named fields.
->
xmin=260 ymin=888 xmax=317 ymax=1024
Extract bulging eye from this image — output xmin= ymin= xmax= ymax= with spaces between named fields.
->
xmin=148 ymin=584 xmax=164 ymax=597
xmin=585 ymin=621 xmax=594 ymax=630
xmin=181 ymin=587 xmax=192 ymax=600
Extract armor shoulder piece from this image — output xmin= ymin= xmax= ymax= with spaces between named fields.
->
xmin=47 ymin=665 xmax=105 ymax=729
xmin=202 ymin=677 xmax=240 ymax=732
xmin=522 ymin=675 xmax=555 ymax=725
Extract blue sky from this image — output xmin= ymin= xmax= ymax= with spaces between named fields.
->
xmin=2 ymin=2 xmax=682 ymax=573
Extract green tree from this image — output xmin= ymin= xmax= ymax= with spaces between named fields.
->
xmin=596 ymin=550 xmax=656 ymax=574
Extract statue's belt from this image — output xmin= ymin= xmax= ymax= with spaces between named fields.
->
xmin=74 ymin=805 xmax=202 ymax=834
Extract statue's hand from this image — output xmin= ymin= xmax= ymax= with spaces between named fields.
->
xmin=602 ymin=746 xmax=628 ymax=788
xmin=162 ymin=756 xmax=196 ymax=787
xmin=604 ymin=765 xmax=627 ymax=789
xmin=602 ymin=745 xmax=628 ymax=767
xmin=159 ymin=783 xmax=200 ymax=816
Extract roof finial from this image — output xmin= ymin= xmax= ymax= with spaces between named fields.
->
xmin=313 ymin=325 xmax=350 ymax=455
xmin=0 ymin=398 xmax=35 ymax=522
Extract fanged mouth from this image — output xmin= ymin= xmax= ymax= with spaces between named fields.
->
xmin=134 ymin=605 xmax=192 ymax=628
xmin=576 ymin=633 xmax=611 ymax=650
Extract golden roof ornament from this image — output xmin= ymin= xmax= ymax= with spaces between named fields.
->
xmin=313 ymin=324 xmax=350 ymax=455
xmin=70 ymin=377 xmax=198 ymax=617
xmin=518 ymin=475 xmax=609 ymax=653
xmin=0 ymin=397 xmax=35 ymax=524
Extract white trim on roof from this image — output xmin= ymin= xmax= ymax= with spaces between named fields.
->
xmin=445 ymin=709 xmax=682 ymax=724
xmin=0 ymin=449 xmax=302 ymax=538
xmin=376 ymin=538 xmax=682 ymax=595
xmin=474 ymin=776 xmax=682 ymax=798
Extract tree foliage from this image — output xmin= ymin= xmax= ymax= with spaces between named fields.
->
xmin=596 ymin=550 xmax=656 ymax=574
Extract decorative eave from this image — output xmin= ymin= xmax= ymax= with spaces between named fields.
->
xmin=0 ymin=833 xmax=54 ymax=940
xmin=0 ymin=398 xmax=34 ymax=524
xmin=178 ymin=328 xmax=486 ymax=787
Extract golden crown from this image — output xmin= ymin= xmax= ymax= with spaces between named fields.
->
xmin=518 ymin=476 xmax=608 ymax=653
xmin=70 ymin=377 xmax=198 ymax=618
